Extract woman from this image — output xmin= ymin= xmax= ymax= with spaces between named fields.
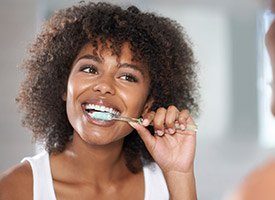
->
xmin=0 ymin=2 xmax=199 ymax=200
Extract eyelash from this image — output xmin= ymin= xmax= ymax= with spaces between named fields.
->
xmin=80 ymin=65 xmax=139 ymax=83
xmin=120 ymin=73 xmax=139 ymax=83
xmin=80 ymin=65 xmax=98 ymax=74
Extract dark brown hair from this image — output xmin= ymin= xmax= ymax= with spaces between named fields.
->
xmin=17 ymin=2 xmax=199 ymax=173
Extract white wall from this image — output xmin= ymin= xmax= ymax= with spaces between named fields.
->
xmin=0 ymin=0 xmax=37 ymax=171
xmin=153 ymin=5 xmax=232 ymax=139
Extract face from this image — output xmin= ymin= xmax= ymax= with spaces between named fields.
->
xmin=65 ymin=41 xmax=152 ymax=145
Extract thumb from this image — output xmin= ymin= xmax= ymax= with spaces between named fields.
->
xmin=128 ymin=122 xmax=156 ymax=152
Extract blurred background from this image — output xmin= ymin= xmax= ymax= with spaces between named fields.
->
xmin=0 ymin=0 xmax=274 ymax=199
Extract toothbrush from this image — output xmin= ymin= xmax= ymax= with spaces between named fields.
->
xmin=90 ymin=111 xmax=197 ymax=132
xmin=91 ymin=111 xmax=144 ymax=124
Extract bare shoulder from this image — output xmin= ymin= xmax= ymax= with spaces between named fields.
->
xmin=0 ymin=161 xmax=33 ymax=200
xmin=244 ymin=158 xmax=275 ymax=184
xmin=227 ymin=158 xmax=275 ymax=200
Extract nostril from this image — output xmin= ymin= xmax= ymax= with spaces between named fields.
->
xmin=93 ymin=81 xmax=115 ymax=95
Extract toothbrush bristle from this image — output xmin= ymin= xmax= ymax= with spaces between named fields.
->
xmin=91 ymin=112 xmax=113 ymax=121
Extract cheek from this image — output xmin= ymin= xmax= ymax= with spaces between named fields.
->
xmin=66 ymin=76 xmax=88 ymax=103
xmin=66 ymin=77 xmax=79 ymax=126
xmin=66 ymin=76 xmax=88 ymax=122
xmin=120 ymin=86 xmax=149 ymax=115
xmin=66 ymin=77 xmax=90 ymax=133
xmin=66 ymin=78 xmax=78 ymax=108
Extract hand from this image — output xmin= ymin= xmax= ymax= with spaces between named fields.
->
xmin=129 ymin=106 xmax=197 ymax=174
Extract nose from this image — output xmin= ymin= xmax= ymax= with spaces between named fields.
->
xmin=93 ymin=75 xmax=115 ymax=95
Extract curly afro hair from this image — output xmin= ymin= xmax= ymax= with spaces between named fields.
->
xmin=17 ymin=2 xmax=199 ymax=173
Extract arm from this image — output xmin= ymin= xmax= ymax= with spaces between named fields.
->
xmin=0 ymin=161 xmax=33 ymax=200
xmin=163 ymin=170 xmax=197 ymax=200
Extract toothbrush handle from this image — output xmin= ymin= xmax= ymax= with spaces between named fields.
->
xmin=114 ymin=116 xmax=197 ymax=132
xmin=113 ymin=116 xmax=143 ymax=124
xmin=147 ymin=121 xmax=197 ymax=132
xmin=138 ymin=118 xmax=198 ymax=132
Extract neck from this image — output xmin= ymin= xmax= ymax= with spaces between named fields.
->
xmin=54 ymin=132 xmax=129 ymax=184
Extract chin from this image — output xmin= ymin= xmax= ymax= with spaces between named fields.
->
xmin=78 ymin=130 xmax=125 ymax=146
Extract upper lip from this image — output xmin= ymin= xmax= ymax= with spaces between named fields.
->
xmin=81 ymin=98 xmax=122 ymax=114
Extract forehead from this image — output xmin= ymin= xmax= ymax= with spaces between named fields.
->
xmin=74 ymin=41 xmax=149 ymax=73
xmin=75 ymin=42 xmax=136 ymax=63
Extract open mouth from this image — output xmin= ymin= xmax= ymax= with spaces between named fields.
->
xmin=82 ymin=103 xmax=121 ymax=120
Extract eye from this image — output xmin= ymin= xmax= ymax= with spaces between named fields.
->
xmin=80 ymin=65 xmax=98 ymax=74
xmin=120 ymin=73 xmax=138 ymax=83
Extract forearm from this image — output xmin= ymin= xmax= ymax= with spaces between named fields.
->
xmin=164 ymin=170 xmax=197 ymax=200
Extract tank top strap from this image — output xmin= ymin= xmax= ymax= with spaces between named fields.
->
xmin=21 ymin=151 xmax=57 ymax=200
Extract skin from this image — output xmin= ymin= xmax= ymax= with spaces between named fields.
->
xmin=270 ymin=0 xmax=275 ymax=13
xmin=0 ymin=41 xmax=197 ymax=200
xmin=226 ymin=3 xmax=275 ymax=199
xmin=267 ymin=21 xmax=275 ymax=116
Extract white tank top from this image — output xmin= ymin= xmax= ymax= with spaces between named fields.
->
xmin=21 ymin=151 xmax=169 ymax=200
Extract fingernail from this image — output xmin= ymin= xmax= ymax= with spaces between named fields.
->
xmin=168 ymin=128 xmax=175 ymax=134
xmin=142 ymin=119 xmax=150 ymax=126
xmin=155 ymin=130 xmax=164 ymax=136
xmin=180 ymin=124 xmax=186 ymax=131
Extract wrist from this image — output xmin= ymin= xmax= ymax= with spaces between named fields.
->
xmin=162 ymin=163 xmax=195 ymax=176
xmin=163 ymin=169 xmax=195 ymax=182
xmin=163 ymin=168 xmax=197 ymax=200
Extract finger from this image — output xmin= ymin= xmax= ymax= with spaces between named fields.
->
xmin=153 ymin=107 xmax=166 ymax=134
xmin=178 ymin=111 xmax=197 ymax=134
xmin=178 ymin=109 xmax=190 ymax=124
xmin=142 ymin=111 xmax=155 ymax=127
xmin=178 ymin=128 xmax=196 ymax=135
xmin=178 ymin=109 xmax=190 ymax=130
xmin=128 ymin=122 xmax=156 ymax=152
xmin=185 ymin=116 xmax=198 ymax=134
xmin=186 ymin=115 xmax=194 ymax=124
xmin=165 ymin=105 xmax=179 ymax=134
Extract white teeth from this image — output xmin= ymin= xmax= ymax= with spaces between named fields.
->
xmin=84 ymin=103 xmax=120 ymax=115
xmin=105 ymin=107 xmax=111 ymax=113
xmin=85 ymin=104 xmax=93 ymax=109
xmin=99 ymin=106 xmax=105 ymax=112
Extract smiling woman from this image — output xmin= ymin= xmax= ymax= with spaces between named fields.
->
xmin=0 ymin=2 xmax=199 ymax=200
xmin=66 ymin=42 xmax=151 ymax=147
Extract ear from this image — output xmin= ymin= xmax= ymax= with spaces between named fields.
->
xmin=141 ymin=97 xmax=154 ymax=117
xmin=62 ymin=92 xmax=67 ymax=101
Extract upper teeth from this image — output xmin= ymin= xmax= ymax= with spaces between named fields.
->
xmin=85 ymin=104 xmax=120 ymax=116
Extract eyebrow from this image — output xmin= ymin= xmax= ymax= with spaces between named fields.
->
xmin=76 ymin=54 xmax=146 ymax=76
xmin=119 ymin=63 xmax=146 ymax=76
xmin=76 ymin=54 xmax=102 ymax=63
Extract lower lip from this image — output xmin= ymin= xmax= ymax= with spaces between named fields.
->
xmin=83 ymin=110 xmax=116 ymax=127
